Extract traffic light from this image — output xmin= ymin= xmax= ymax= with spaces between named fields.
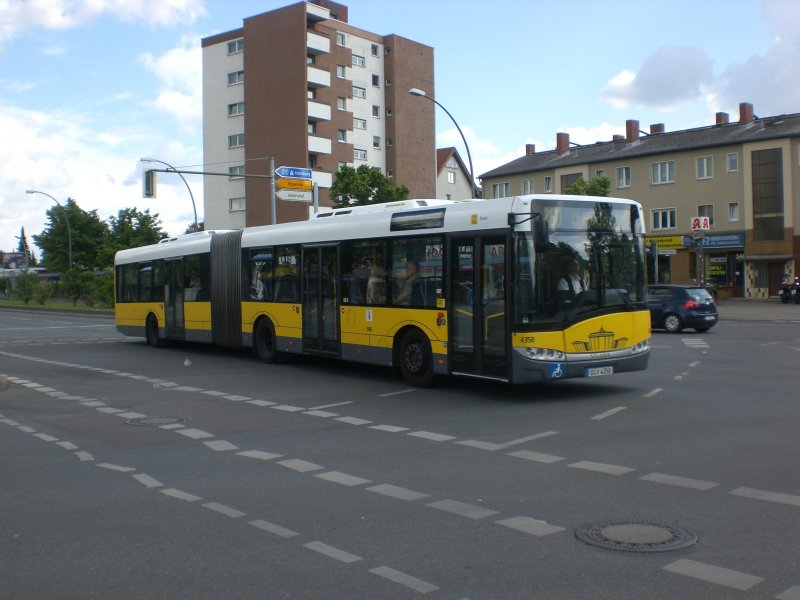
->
xmin=143 ymin=169 xmax=157 ymax=198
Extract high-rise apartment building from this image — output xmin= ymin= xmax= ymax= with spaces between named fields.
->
xmin=201 ymin=1 xmax=435 ymax=230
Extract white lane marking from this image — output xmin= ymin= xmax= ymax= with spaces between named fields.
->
xmin=74 ymin=451 xmax=94 ymax=462
xmin=246 ymin=400 xmax=276 ymax=407
xmin=224 ymin=395 xmax=251 ymax=401
xmin=277 ymin=458 xmax=324 ymax=472
xmin=689 ymin=360 xmax=701 ymax=367
xmin=159 ymin=423 xmax=185 ymax=430
xmin=456 ymin=440 xmax=504 ymax=451
xmin=369 ymin=424 xmax=409 ymax=433
xmin=57 ymin=441 xmax=78 ymax=450
xmin=310 ymin=401 xmax=353 ymax=410
xmin=591 ymin=406 xmax=627 ymax=420
xmin=272 ymin=404 xmax=304 ymax=412
xmin=495 ymin=516 xmax=565 ymax=537
xmin=643 ymin=388 xmax=663 ymax=398
xmin=172 ymin=386 xmax=202 ymax=392
xmin=427 ymin=499 xmax=499 ymax=519
xmin=81 ymin=401 xmax=106 ymax=407
xmin=729 ymin=487 xmax=800 ymax=508
xmin=237 ymin=450 xmax=282 ymax=461
xmin=203 ymin=502 xmax=246 ymax=518
xmin=377 ymin=388 xmax=416 ymax=398
xmin=160 ymin=488 xmax=202 ymax=502
xmin=116 ymin=412 xmax=147 ymax=419
xmin=249 ymin=519 xmax=299 ymax=538
xmin=96 ymin=463 xmax=135 ymax=473
xmin=407 ymin=431 xmax=456 ymax=442
xmin=682 ymin=338 xmax=709 ymax=348
xmin=33 ymin=433 xmax=59 ymax=442
xmin=508 ymin=450 xmax=565 ymax=464
xmin=96 ymin=407 xmax=124 ymax=414
xmin=201 ymin=390 xmax=227 ymax=396
xmin=314 ymin=471 xmax=371 ymax=487
xmin=640 ymin=472 xmax=719 ymax=491
xmin=568 ymin=461 xmax=635 ymax=476
xmin=663 ymin=559 xmax=764 ymax=591
xmin=500 ymin=431 xmax=559 ymax=448
xmin=366 ymin=484 xmax=429 ymax=502
xmin=176 ymin=428 xmax=215 ymax=440
xmin=335 ymin=416 xmax=371 ymax=426
xmin=305 ymin=410 xmax=339 ymax=418
xmin=369 ymin=566 xmax=439 ymax=594
xmin=0 ymin=418 xmax=19 ymax=426
xmin=132 ymin=473 xmax=163 ymax=488
xmin=303 ymin=541 xmax=362 ymax=564
xmin=775 ymin=585 xmax=800 ymax=600
xmin=17 ymin=426 xmax=37 ymax=433
xmin=203 ymin=440 xmax=239 ymax=452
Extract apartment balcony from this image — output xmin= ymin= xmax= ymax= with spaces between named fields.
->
xmin=306 ymin=2 xmax=329 ymax=21
xmin=307 ymin=31 xmax=329 ymax=55
xmin=308 ymin=135 xmax=331 ymax=155
xmin=308 ymin=100 xmax=331 ymax=122
xmin=307 ymin=66 xmax=330 ymax=89
xmin=312 ymin=171 xmax=333 ymax=188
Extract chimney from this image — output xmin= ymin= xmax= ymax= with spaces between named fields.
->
xmin=650 ymin=123 xmax=664 ymax=134
xmin=716 ymin=112 xmax=729 ymax=125
xmin=525 ymin=143 xmax=536 ymax=155
xmin=613 ymin=134 xmax=625 ymax=143
xmin=739 ymin=102 xmax=754 ymax=124
xmin=626 ymin=119 xmax=640 ymax=143
xmin=556 ymin=132 xmax=569 ymax=156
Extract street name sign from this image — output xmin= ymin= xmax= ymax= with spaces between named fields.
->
xmin=276 ymin=189 xmax=313 ymax=202
xmin=275 ymin=166 xmax=312 ymax=179
xmin=277 ymin=177 xmax=313 ymax=190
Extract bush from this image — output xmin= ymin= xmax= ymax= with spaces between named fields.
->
xmin=13 ymin=271 xmax=40 ymax=304
xmin=33 ymin=283 xmax=53 ymax=305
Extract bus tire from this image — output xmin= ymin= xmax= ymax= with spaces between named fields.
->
xmin=254 ymin=319 xmax=278 ymax=364
xmin=399 ymin=329 xmax=434 ymax=387
xmin=145 ymin=314 xmax=161 ymax=348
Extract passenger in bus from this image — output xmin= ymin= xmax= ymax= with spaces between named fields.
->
xmin=558 ymin=257 xmax=586 ymax=296
xmin=394 ymin=259 xmax=421 ymax=305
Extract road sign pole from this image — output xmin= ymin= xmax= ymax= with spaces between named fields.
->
xmin=313 ymin=183 xmax=318 ymax=214
xmin=269 ymin=156 xmax=276 ymax=225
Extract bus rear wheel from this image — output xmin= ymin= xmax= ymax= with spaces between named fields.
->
xmin=145 ymin=314 xmax=161 ymax=348
xmin=399 ymin=329 xmax=434 ymax=387
xmin=254 ymin=319 xmax=278 ymax=364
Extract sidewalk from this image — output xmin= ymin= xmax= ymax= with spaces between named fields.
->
xmin=715 ymin=297 xmax=800 ymax=322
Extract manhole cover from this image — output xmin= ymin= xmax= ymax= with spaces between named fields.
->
xmin=126 ymin=416 xmax=186 ymax=427
xmin=575 ymin=519 xmax=697 ymax=552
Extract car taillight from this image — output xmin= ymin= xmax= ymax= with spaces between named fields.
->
xmin=684 ymin=299 xmax=701 ymax=310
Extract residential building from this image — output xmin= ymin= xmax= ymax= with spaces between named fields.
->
xmin=479 ymin=102 xmax=800 ymax=299
xmin=435 ymin=147 xmax=473 ymax=200
xmin=201 ymin=0 xmax=435 ymax=230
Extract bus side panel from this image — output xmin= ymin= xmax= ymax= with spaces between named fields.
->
xmin=115 ymin=302 xmax=163 ymax=338
xmin=241 ymin=301 xmax=303 ymax=354
xmin=184 ymin=301 xmax=212 ymax=343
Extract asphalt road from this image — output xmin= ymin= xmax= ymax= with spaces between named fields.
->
xmin=1 ymin=307 xmax=799 ymax=599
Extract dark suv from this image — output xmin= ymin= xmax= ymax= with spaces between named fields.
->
xmin=647 ymin=285 xmax=718 ymax=333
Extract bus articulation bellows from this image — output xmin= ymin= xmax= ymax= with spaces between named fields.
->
xmin=115 ymin=195 xmax=651 ymax=386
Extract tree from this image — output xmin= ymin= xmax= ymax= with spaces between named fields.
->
xmin=563 ymin=175 xmax=611 ymax=197
xmin=14 ymin=270 xmax=39 ymax=304
xmin=62 ymin=269 xmax=96 ymax=306
xmin=99 ymin=207 xmax=167 ymax=266
xmin=16 ymin=227 xmax=37 ymax=267
xmin=184 ymin=221 xmax=205 ymax=234
xmin=329 ymin=164 xmax=410 ymax=208
xmin=33 ymin=198 xmax=109 ymax=273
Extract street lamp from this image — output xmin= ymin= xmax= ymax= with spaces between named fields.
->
xmin=408 ymin=87 xmax=477 ymax=197
xmin=140 ymin=157 xmax=199 ymax=229
xmin=26 ymin=189 xmax=72 ymax=270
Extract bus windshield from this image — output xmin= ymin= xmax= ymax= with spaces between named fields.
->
xmin=514 ymin=199 xmax=647 ymax=330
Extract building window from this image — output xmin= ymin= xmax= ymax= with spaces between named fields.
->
xmin=352 ymin=54 xmax=365 ymax=67
xmin=228 ymin=133 xmax=245 ymax=148
xmin=698 ymin=204 xmax=714 ymax=226
xmin=616 ymin=166 xmax=631 ymax=188
xmin=522 ymin=179 xmax=532 ymax=194
xmin=727 ymin=152 xmax=739 ymax=172
xmin=353 ymin=118 xmax=366 ymax=130
xmin=650 ymin=160 xmax=676 ymax=184
xmin=337 ymin=97 xmax=346 ymax=111
xmin=491 ymin=182 xmax=510 ymax=198
xmin=337 ymin=129 xmax=347 ymax=143
xmin=372 ymin=136 xmax=381 ymax=149
xmin=752 ymin=148 xmax=784 ymax=241
xmin=371 ymin=43 xmax=379 ymax=57
xmin=354 ymin=148 xmax=367 ymax=160
xmin=336 ymin=32 xmax=345 ymax=46
xmin=595 ymin=169 xmax=604 ymax=178
xmin=227 ymin=39 xmax=243 ymax=54
xmin=306 ymin=55 xmax=315 ymax=65
xmin=385 ymin=107 xmax=393 ymax=117
xmin=697 ymin=156 xmax=713 ymax=180
xmin=229 ymin=165 xmax=245 ymax=179
xmin=561 ymin=173 xmax=581 ymax=189
xmin=309 ymin=155 xmax=318 ymax=168
xmin=447 ymin=171 xmax=455 ymax=184
xmin=228 ymin=102 xmax=244 ymax=117
xmin=307 ymin=122 xmax=316 ymax=134
xmin=353 ymin=86 xmax=366 ymax=99
xmin=372 ymin=105 xmax=380 ymax=118
xmin=338 ymin=161 xmax=348 ymax=170
xmin=227 ymin=70 xmax=244 ymax=86
xmin=385 ymin=77 xmax=392 ymax=86
xmin=229 ymin=197 xmax=245 ymax=211
xmin=307 ymin=88 xmax=316 ymax=100
xmin=386 ymin=138 xmax=393 ymax=147
xmin=651 ymin=208 xmax=677 ymax=230
xmin=544 ymin=176 xmax=553 ymax=193
xmin=336 ymin=64 xmax=346 ymax=78
xmin=729 ymin=202 xmax=739 ymax=222
xmin=372 ymin=74 xmax=380 ymax=87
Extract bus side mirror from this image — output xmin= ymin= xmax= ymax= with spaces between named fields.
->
xmin=533 ymin=213 xmax=549 ymax=252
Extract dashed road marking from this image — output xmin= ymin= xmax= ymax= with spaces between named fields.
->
xmin=97 ymin=463 xmax=135 ymax=473
xmin=640 ymin=472 xmax=718 ymax=491
xmin=663 ymin=559 xmax=764 ymax=590
xmin=203 ymin=440 xmax=239 ymax=452
xmin=568 ymin=461 xmax=635 ymax=476
xmin=369 ymin=424 xmax=409 ymax=433
xmin=366 ymin=484 xmax=429 ymax=502
xmin=508 ymin=450 xmax=565 ymax=464
xmin=203 ymin=502 xmax=246 ymax=518
xmin=369 ymin=566 xmax=438 ymax=594
xmin=314 ymin=471 xmax=371 ymax=487
xmin=775 ymin=585 xmax=800 ymax=600
xmin=237 ymin=450 xmax=282 ymax=461
xmin=729 ymin=487 xmax=800 ymax=508
xmin=132 ymin=473 xmax=163 ymax=488
xmin=378 ymin=388 xmax=416 ymax=398
xmin=495 ymin=516 xmax=565 ymax=537
xmin=643 ymin=388 xmax=663 ymax=398
xmin=304 ymin=541 xmax=362 ymax=564
xmin=427 ymin=499 xmax=499 ymax=520
xmin=249 ymin=519 xmax=299 ymax=538
xmin=176 ymin=428 xmax=215 ymax=440
xmin=591 ymin=406 xmax=627 ymax=420
xmin=160 ymin=488 xmax=202 ymax=502
xmin=407 ymin=430 xmax=456 ymax=442
xmin=278 ymin=458 xmax=324 ymax=473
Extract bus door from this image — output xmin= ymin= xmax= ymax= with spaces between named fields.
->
xmin=449 ymin=235 xmax=507 ymax=379
xmin=164 ymin=258 xmax=185 ymax=339
xmin=302 ymin=245 xmax=340 ymax=354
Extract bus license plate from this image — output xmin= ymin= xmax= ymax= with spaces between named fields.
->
xmin=585 ymin=366 xmax=613 ymax=377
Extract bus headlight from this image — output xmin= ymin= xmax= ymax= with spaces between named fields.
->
xmin=631 ymin=340 xmax=650 ymax=354
xmin=516 ymin=346 xmax=566 ymax=361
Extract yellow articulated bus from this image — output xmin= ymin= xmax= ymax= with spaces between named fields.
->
xmin=115 ymin=195 xmax=651 ymax=386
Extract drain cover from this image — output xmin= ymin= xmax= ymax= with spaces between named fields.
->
xmin=575 ymin=519 xmax=697 ymax=552
xmin=126 ymin=416 xmax=186 ymax=427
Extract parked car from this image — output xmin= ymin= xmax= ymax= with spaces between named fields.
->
xmin=647 ymin=284 xmax=719 ymax=333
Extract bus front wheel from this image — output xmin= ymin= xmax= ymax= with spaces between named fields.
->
xmin=254 ymin=319 xmax=278 ymax=364
xmin=399 ymin=329 xmax=434 ymax=387
xmin=145 ymin=315 xmax=161 ymax=348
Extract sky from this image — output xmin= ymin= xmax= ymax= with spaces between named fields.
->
xmin=1 ymin=0 xmax=799 ymax=259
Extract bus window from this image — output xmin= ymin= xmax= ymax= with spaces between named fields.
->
xmin=274 ymin=245 xmax=300 ymax=302
xmin=390 ymin=236 xmax=443 ymax=307
xmin=246 ymin=248 xmax=273 ymax=301
xmin=184 ymin=254 xmax=210 ymax=302
xmin=342 ymin=239 xmax=387 ymax=305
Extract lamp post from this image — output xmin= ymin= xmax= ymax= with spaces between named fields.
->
xmin=26 ymin=189 xmax=72 ymax=270
xmin=140 ymin=157 xmax=199 ymax=229
xmin=408 ymin=87 xmax=477 ymax=197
